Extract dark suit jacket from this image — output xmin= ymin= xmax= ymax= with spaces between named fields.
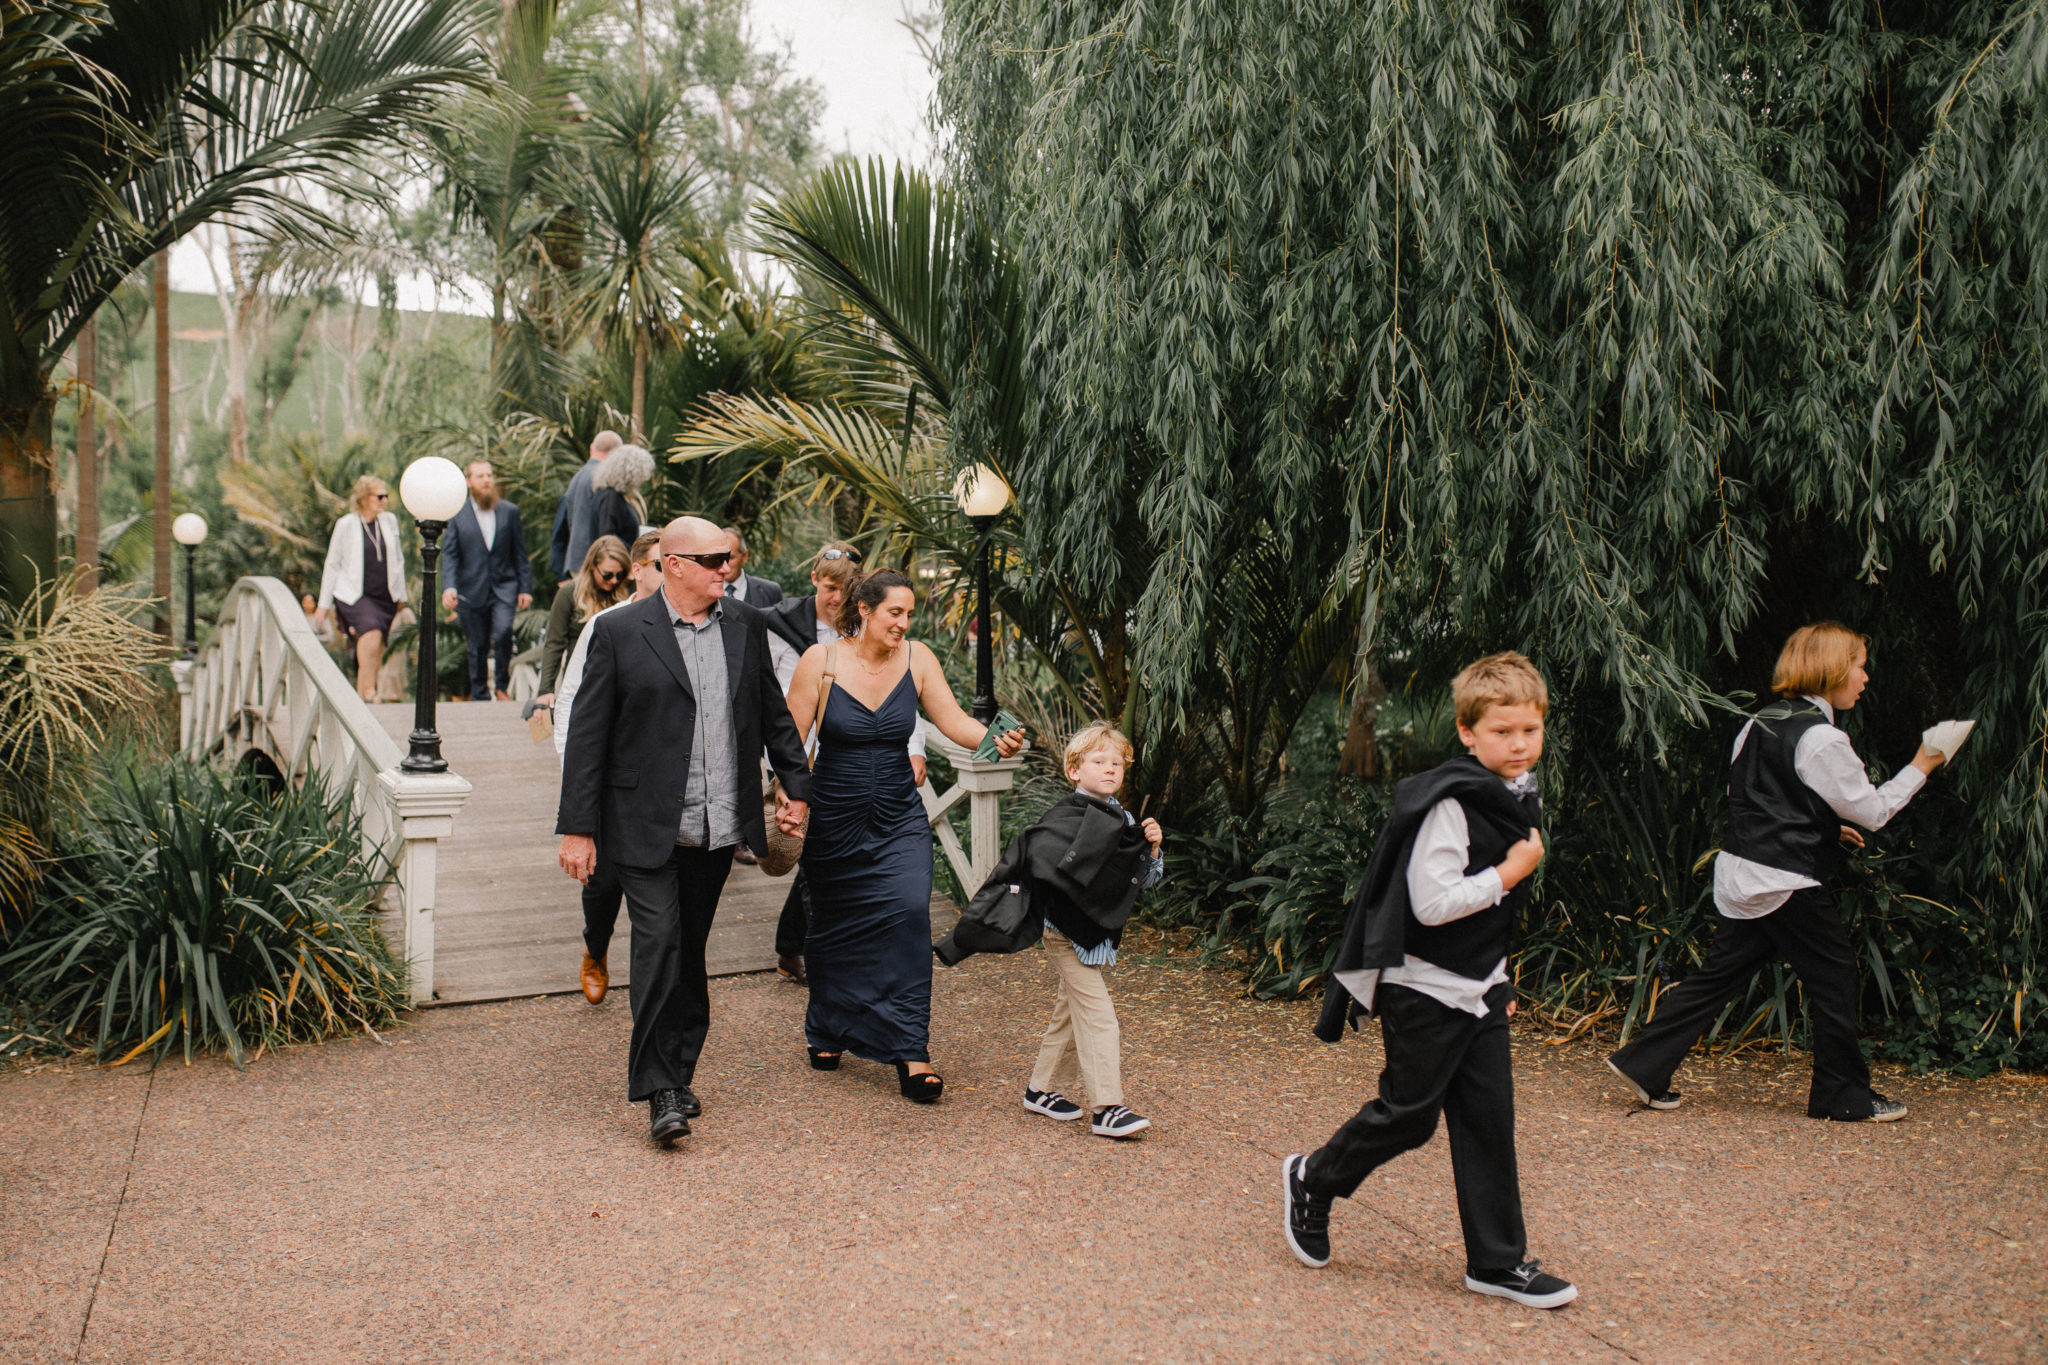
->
xmin=556 ymin=593 xmax=813 ymax=868
xmin=763 ymin=595 xmax=819 ymax=654
xmin=731 ymin=572 xmax=784 ymax=608
xmin=442 ymin=499 xmax=532 ymax=607
xmin=549 ymin=459 xmax=598 ymax=581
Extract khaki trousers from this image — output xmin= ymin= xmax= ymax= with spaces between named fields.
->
xmin=1028 ymin=926 xmax=1123 ymax=1107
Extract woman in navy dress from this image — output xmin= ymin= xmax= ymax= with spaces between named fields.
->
xmin=783 ymin=569 xmax=1024 ymax=1101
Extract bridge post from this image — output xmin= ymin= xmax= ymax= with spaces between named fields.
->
xmin=378 ymin=770 xmax=474 ymax=1005
xmin=953 ymin=753 xmax=1025 ymax=889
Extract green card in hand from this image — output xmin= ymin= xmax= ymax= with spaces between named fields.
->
xmin=973 ymin=709 xmax=1026 ymax=761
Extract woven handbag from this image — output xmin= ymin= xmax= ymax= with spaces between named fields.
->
xmin=756 ymin=643 xmax=835 ymax=877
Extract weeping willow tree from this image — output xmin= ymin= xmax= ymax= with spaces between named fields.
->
xmin=941 ymin=0 xmax=2048 ymax=1067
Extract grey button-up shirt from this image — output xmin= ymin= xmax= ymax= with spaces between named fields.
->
xmin=663 ymin=593 xmax=742 ymax=849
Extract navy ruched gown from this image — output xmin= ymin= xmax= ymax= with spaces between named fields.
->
xmin=802 ymin=668 xmax=933 ymax=1063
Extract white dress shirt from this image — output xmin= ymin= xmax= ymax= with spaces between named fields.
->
xmin=472 ymin=500 xmax=498 ymax=551
xmin=551 ymin=598 xmax=629 ymax=760
xmin=1333 ymin=774 xmax=1531 ymax=1018
xmin=1712 ymin=695 xmax=1926 ymax=919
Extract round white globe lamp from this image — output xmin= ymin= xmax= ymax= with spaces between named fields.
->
xmin=952 ymin=464 xmax=1012 ymax=723
xmin=171 ymin=513 xmax=209 ymax=655
xmin=397 ymin=456 xmax=469 ymax=772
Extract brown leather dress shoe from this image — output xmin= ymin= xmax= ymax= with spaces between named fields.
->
xmin=580 ymin=951 xmax=609 ymax=1003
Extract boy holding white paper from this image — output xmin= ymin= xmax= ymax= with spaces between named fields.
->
xmin=1608 ymin=622 xmax=1957 ymax=1123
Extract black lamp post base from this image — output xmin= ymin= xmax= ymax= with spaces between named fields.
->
xmin=400 ymin=732 xmax=448 ymax=773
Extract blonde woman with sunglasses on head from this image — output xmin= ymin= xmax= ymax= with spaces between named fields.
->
xmin=315 ymin=474 xmax=406 ymax=702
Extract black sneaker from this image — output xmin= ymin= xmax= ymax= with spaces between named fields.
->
xmin=1607 ymin=1057 xmax=1682 ymax=1110
xmin=1845 ymin=1093 xmax=1908 ymax=1123
xmin=1022 ymin=1088 xmax=1085 ymax=1120
xmin=1465 ymin=1259 xmax=1578 ymax=1309
xmin=649 ymin=1089 xmax=691 ymax=1145
xmin=1091 ymin=1104 xmax=1150 ymax=1138
xmin=1280 ymin=1154 xmax=1331 ymax=1268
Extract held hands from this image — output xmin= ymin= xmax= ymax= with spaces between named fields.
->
xmin=775 ymin=797 xmax=809 ymax=836
xmin=991 ymin=727 xmax=1026 ymax=758
xmin=559 ymin=834 xmax=596 ymax=883
xmin=1497 ymin=827 xmax=1544 ymax=891
xmin=1140 ymin=817 xmax=1163 ymax=854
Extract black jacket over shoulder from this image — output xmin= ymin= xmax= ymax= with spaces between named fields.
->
xmin=935 ymin=792 xmax=1152 ymax=966
xmin=1313 ymin=756 xmax=1541 ymax=1042
xmin=763 ymin=595 xmax=821 ymax=655
xmin=555 ymin=593 xmax=811 ymax=869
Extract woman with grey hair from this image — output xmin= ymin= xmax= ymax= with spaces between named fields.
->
xmin=590 ymin=441 xmax=654 ymax=542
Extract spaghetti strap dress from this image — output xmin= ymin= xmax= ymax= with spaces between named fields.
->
xmin=801 ymin=666 xmax=934 ymax=1063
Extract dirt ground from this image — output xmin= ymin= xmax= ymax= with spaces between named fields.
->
xmin=4 ymin=943 xmax=2044 ymax=1364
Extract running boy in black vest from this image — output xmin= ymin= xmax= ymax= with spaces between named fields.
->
xmin=1606 ymin=622 xmax=1946 ymax=1122
xmin=1281 ymin=652 xmax=1576 ymax=1309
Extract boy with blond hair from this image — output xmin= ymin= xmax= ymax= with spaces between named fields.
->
xmin=1281 ymin=652 xmax=1576 ymax=1309
xmin=935 ymin=722 xmax=1163 ymax=1138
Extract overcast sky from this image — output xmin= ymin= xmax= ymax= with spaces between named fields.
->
xmin=170 ymin=0 xmax=939 ymax=307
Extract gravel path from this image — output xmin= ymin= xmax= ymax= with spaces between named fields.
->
xmin=5 ymin=940 xmax=2043 ymax=1363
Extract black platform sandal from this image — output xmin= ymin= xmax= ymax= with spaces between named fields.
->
xmin=807 ymin=1047 xmax=841 ymax=1071
xmin=894 ymin=1062 xmax=944 ymax=1103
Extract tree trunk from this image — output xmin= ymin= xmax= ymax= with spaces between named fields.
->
xmin=632 ymin=320 xmax=648 ymax=443
xmin=1337 ymin=647 xmax=1385 ymax=779
xmin=74 ymin=317 xmax=98 ymax=595
xmin=154 ymin=250 xmax=173 ymax=642
xmin=0 ymin=394 xmax=56 ymax=609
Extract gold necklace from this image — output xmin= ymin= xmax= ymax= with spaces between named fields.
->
xmin=854 ymin=643 xmax=898 ymax=677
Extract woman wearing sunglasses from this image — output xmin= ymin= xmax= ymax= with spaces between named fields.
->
xmin=537 ymin=535 xmax=633 ymax=704
xmin=314 ymin=474 xmax=406 ymax=702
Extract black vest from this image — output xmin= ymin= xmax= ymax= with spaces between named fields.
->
xmin=1720 ymin=699 xmax=1842 ymax=882
xmin=1402 ymin=787 xmax=1540 ymax=979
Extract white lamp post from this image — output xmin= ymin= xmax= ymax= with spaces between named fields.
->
xmin=397 ymin=456 xmax=468 ymax=772
xmin=952 ymin=464 xmax=1012 ymax=724
xmin=170 ymin=512 xmax=208 ymax=658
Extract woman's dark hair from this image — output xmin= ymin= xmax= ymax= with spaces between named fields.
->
xmin=838 ymin=569 xmax=914 ymax=638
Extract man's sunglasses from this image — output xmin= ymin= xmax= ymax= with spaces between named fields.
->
xmin=666 ymin=551 xmax=733 ymax=571
xmin=818 ymin=548 xmax=862 ymax=564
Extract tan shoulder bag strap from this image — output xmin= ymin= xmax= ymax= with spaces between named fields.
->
xmin=806 ymin=641 xmax=837 ymax=768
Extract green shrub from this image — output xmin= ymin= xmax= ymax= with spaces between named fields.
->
xmin=1 ymin=758 xmax=406 ymax=1065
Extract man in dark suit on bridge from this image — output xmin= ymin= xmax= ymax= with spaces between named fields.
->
xmin=556 ymin=515 xmax=812 ymax=1146
xmin=440 ymin=459 xmax=532 ymax=701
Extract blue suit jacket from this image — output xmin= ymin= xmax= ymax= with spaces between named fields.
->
xmin=442 ymin=499 xmax=532 ymax=607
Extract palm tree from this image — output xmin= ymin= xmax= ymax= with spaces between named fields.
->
xmin=0 ymin=0 xmax=488 ymax=610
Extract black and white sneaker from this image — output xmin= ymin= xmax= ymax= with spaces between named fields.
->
xmin=1090 ymin=1105 xmax=1151 ymax=1138
xmin=1280 ymin=1154 xmax=1331 ymax=1268
xmin=1022 ymin=1088 xmax=1085 ymax=1120
xmin=1465 ymin=1260 xmax=1578 ymax=1309
xmin=1849 ymin=1093 xmax=1909 ymax=1123
xmin=1607 ymin=1057 xmax=1682 ymax=1110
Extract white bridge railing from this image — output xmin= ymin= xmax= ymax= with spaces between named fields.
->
xmin=177 ymin=576 xmax=469 ymax=1005
xmin=920 ymin=719 xmax=1025 ymax=894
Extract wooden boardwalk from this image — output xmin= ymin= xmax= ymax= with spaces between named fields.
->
xmin=368 ymin=701 xmax=792 ymax=1004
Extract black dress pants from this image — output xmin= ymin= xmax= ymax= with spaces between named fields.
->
xmin=581 ymin=853 xmax=622 ymax=960
xmin=1609 ymin=887 xmax=1874 ymax=1120
xmin=613 ymin=844 xmax=737 ymax=1102
xmin=774 ymin=868 xmax=810 ymax=960
xmin=1303 ymin=982 xmax=1526 ymax=1273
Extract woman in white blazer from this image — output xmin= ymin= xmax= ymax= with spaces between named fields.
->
xmin=315 ymin=475 xmax=408 ymax=701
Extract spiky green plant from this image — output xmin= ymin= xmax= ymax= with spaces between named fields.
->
xmin=2 ymin=758 xmax=405 ymax=1064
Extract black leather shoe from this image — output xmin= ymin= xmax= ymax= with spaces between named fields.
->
xmin=677 ymin=1086 xmax=701 ymax=1119
xmin=649 ymin=1089 xmax=691 ymax=1145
